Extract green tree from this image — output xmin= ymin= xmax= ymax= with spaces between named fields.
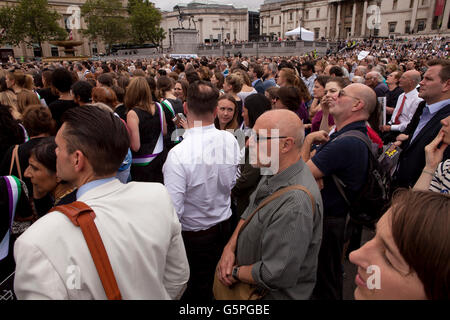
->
xmin=0 ymin=0 xmax=67 ymax=54
xmin=128 ymin=0 xmax=165 ymax=46
xmin=81 ymin=0 xmax=129 ymax=54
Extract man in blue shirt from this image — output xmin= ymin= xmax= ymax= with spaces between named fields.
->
xmin=303 ymin=83 xmax=376 ymax=300
xmin=394 ymin=59 xmax=450 ymax=189
xmin=262 ymin=62 xmax=278 ymax=91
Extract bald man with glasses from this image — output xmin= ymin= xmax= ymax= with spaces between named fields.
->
xmin=216 ymin=109 xmax=323 ymax=300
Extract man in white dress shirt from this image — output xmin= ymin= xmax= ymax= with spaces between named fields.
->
xmin=381 ymin=70 xmax=423 ymax=143
xmin=163 ymin=80 xmax=241 ymax=301
xmin=14 ymin=106 xmax=189 ymax=299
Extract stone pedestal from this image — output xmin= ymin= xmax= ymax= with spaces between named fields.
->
xmin=172 ymin=29 xmax=198 ymax=54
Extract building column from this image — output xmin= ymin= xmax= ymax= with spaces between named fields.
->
xmin=351 ymin=0 xmax=357 ymax=37
xmin=411 ymin=0 xmax=419 ymax=33
xmin=335 ymin=3 xmax=341 ymax=39
xmin=281 ymin=10 xmax=285 ymax=39
xmin=441 ymin=0 xmax=450 ymax=31
xmin=361 ymin=0 xmax=368 ymax=37
xmin=425 ymin=0 xmax=437 ymax=32
xmin=327 ymin=4 xmax=331 ymax=38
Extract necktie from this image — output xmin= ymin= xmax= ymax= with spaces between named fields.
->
xmin=394 ymin=95 xmax=407 ymax=125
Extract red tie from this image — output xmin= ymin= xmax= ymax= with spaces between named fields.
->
xmin=394 ymin=95 xmax=407 ymax=125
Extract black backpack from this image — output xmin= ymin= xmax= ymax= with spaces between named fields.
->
xmin=331 ymin=130 xmax=391 ymax=228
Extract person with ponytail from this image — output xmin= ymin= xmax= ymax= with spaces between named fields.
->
xmin=126 ymin=77 xmax=167 ymax=183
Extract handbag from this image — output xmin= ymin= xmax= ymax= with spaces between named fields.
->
xmin=50 ymin=201 xmax=122 ymax=300
xmin=213 ymin=185 xmax=316 ymax=300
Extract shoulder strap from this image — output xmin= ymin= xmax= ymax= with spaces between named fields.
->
xmin=50 ymin=201 xmax=122 ymax=300
xmin=333 ymin=130 xmax=375 ymax=156
xmin=238 ymin=185 xmax=316 ymax=238
xmin=9 ymin=145 xmax=22 ymax=180
xmin=161 ymin=99 xmax=176 ymax=118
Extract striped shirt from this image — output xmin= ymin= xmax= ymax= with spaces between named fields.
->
xmin=429 ymin=159 xmax=450 ymax=194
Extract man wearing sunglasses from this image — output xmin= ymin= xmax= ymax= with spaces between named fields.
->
xmin=216 ymin=109 xmax=323 ymax=300
xmin=303 ymin=83 xmax=376 ymax=300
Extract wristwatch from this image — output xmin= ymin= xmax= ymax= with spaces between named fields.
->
xmin=232 ymin=266 xmax=240 ymax=280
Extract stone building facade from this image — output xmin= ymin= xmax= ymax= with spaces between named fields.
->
xmin=160 ymin=2 xmax=252 ymax=49
xmin=260 ymin=0 xmax=450 ymax=41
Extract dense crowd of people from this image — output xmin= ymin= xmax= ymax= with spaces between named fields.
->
xmin=0 ymin=37 xmax=449 ymax=301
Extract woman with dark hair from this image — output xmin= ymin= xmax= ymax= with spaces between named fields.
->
xmin=231 ymin=93 xmax=271 ymax=227
xmin=274 ymin=86 xmax=309 ymax=122
xmin=0 ymin=105 xmax=55 ymax=194
xmin=126 ymin=77 xmax=167 ymax=183
xmin=48 ymin=68 xmax=77 ymax=128
xmin=309 ymin=75 xmax=330 ymax=121
xmin=316 ymin=77 xmax=351 ymax=132
xmin=265 ymin=86 xmax=279 ymax=109
xmin=211 ymin=71 xmax=225 ymax=93
xmin=24 ymin=137 xmax=76 ymax=217
xmin=174 ymin=80 xmax=188 ymax=103
xmin=157 ymin=76 xmax=184 ymax=150
xmin=242 ymin=93 xmax=271 ymax=129
xmin=350 ymin=189 xmax=450 ymax=300
xmin=0 ymin=104 xmax=24 ymax=162
xmin=214 ymin=94 xmax=239 ymax=131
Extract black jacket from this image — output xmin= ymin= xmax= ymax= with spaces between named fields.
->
xmin=394 ymin=101 xmax=450 ymax=189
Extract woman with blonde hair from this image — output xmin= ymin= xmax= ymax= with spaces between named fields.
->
xmin=5 ymin=70 xmax=27 ymax=94
xmin=125 ymin=77 xmax=167 ymax=183
xmin=233 ymin=69 xmax=257 ymax=103
xmin=0 ymin=90 xmax=20 ymax=119
xmin=17 ymin=90 xmax=41 ymax=114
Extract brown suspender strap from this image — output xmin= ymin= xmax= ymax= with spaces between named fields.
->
xmin=237 ymin=184 xmax=316 ymax=239
xmin=50 ymin=201 xmax=122 ymax=300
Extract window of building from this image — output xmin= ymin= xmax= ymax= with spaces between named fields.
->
xmin=432 ymin=16 xmax=439 ymax=30
xmin=51 ymin=46 xmax=59 ymax=57
xmin=421 ymin=0 xmax=427 ymax=5
xmin=32 ymin=44 xmax=41 ymax=57
xmin=271 ymin=17 xmax=274 ymax=25
xmin=410 ymin=0 xmax=414 ymax=8
xmin=393 ymin=0 xmax=398 ymax=10
xmin=417 ymin=19 xmax=426 ymax=31
xmin=389 ymin=22 xmax=397 ymax=33
xmin=314 ymin=28 xmax=320 ymax=39
xmin=316 ymin=8 xmax=320 ymax=18
xmin=373 ymin=28 xmax=380 ymax=36
xmin=92 ymin=43 xmax=98 ymax=55
xmin=279 ymin=16 xmax=281 ymax=24
xmin=306 ymin=10 xmax=309 ymax=20
xmin=405 ymin=21 xmax=411 ymax=33
xmin=290 ymin=12 xmax=293 ymax=21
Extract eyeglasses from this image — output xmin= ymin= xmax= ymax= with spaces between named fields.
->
xmin=338 ymin=89 xmax=361 ymax=102
xmin=250 ymin=132 xmax=288 ymax=143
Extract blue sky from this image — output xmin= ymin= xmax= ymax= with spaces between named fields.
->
xmin=153 ymin=0 xmax=265 ymax=12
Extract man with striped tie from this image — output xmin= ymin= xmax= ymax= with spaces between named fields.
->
xmin=381 ymin=70 xmax=423 ymax=144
